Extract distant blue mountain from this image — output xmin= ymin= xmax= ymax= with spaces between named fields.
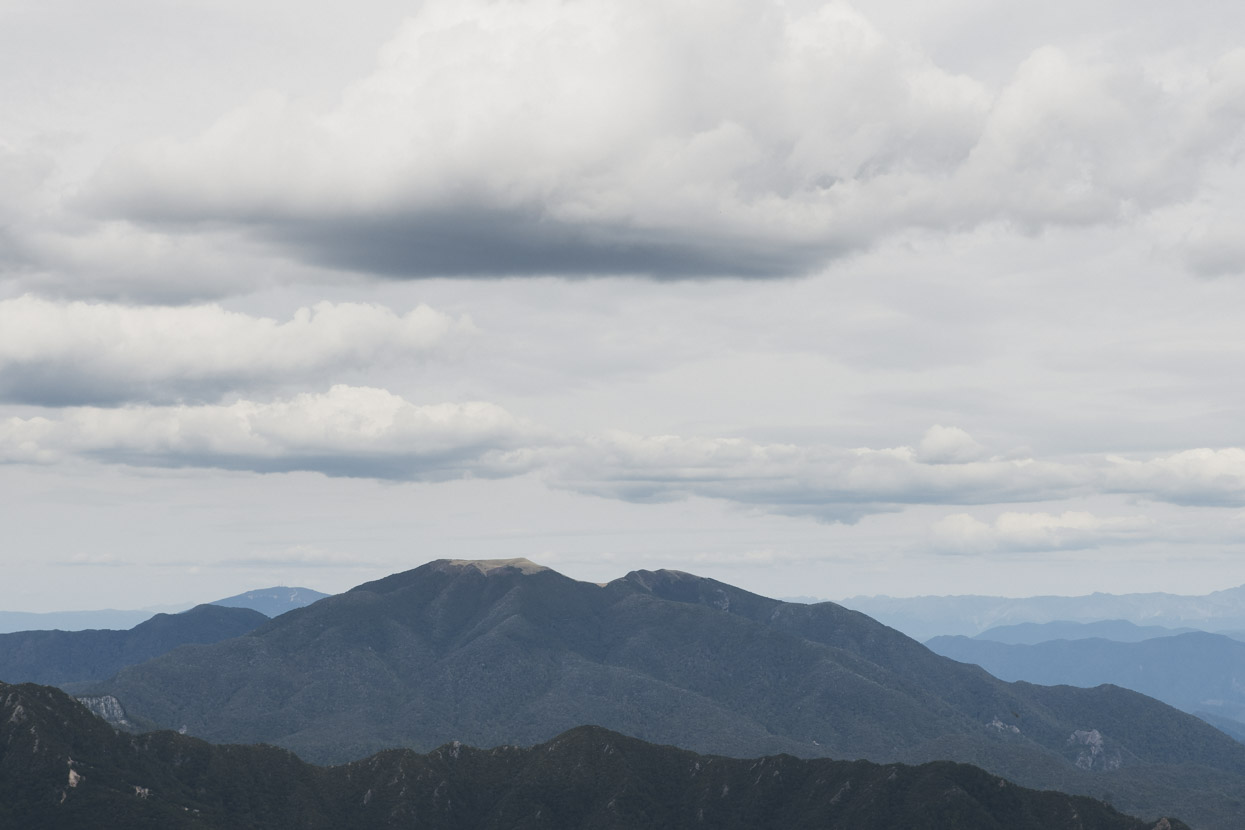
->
xmin=972 ymin=619 xmax=1199 ymax=645
xmin=927 ymin=631 xmax=1245 ymax=737
xmin=0 ymin=586 xmax=330 ymax=634
xmin=209 ymin=586 xmax=330 ymax=617
xmin=840 ymin=584 xmax=1245 ymax=640
xmin=0 ymin=609 xmax=154 ymax=635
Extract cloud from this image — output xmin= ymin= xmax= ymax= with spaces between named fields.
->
xmin=549 ymin=429 xmax=1083 ymax=522
xmin=8 ymin=222 xmax=276 ymax=303
xmin=9 ymin=399 xmax=1245 ymax=527
xmin=0 ymin=141 xmax=54 ymax=228
xmin=79 ymin=0 xmax=1245 ymax=281
xmin=931 ymin=510 xmax=1152 ymax=554
xmin=916 ymin=424 xmax=987 ymax=463
xmin=0 ymin=385 xmax=540 ymax=480
xmin=1106 ymin=448 xmax=1245 ymax=507
xmin=0 ymin=140 xmax=56 ymax=274
xmin=0 ymin=296 xmax=471 ymax=405
xmin=217 ymin=545 xmax=380 ymax=569
xmin=545 ymin=434 xmax=1245 ymax=522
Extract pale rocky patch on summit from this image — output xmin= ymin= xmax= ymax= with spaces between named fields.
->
xmin=442 ymin=558 xmax=550 ymax=575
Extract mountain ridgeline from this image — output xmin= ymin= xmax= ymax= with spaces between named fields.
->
xmin=93 ymin=559 xmax=1245 ymax=829
xmin=0 ymin=682 xmax=1186 ymax=830
xmin=839 ymin=587 xmax=1245 ymax=641
xmin=0 ymin=604 xmax=268 ymax=687
xmin=926 ymin=632 xmax=1245 ymax=739
xmin=970 ymin=620 xmax=1204 ymax=645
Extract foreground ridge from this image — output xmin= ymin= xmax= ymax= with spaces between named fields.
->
xmin=0 ymin=682 xmax=1184 ymax=830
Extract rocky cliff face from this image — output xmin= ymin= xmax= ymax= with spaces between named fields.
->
xmin=74 ymin=695 xmax=132 ymax=729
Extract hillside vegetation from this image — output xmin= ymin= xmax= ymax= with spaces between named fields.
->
xmin=0 ymin=605 xmax=267 ymax=687
xmin=0 ymin=682 xmax=1185 ymax=830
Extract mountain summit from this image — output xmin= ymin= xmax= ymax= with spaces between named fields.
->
xmin=94 ymin=559 xmax=1245 ymax=829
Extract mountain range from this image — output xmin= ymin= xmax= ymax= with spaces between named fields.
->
xmin=0 ymin=586 xmax=329 ymax=635
xmin=926 ymin=632 xmax=1245 ymax=739
xmin=83 ymin=558 xmax=1245 ymax=829
xmin=0 ymin=609 xmax=157 ymax=636
xmin=0 ymin=681 xmax=1187 ymax=830
xmin=839 ymin=586 xmax=1245 ymax=641
xmin=0 ymin=604 xmax=267 ymax=687
xmin=971 ymin=620 xmax=1204 ymax=645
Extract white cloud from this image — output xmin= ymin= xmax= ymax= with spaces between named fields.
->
xmin=0 ymin=296 xmax=471 ymax=405
xmin=8 ymin=222 xmax=273 ymax=302
xmin=931 ymin=510 xmax=1152 ymax=554
xmin=0 ymin=385 xmax=540 ymax=480
xmin=916 ymin=424 xmax=987 ymax=463
xmin=75 ymin=0 xmax=1245 ymax=281
xmin=1106 ymin=448 xmax=1245 ymax=507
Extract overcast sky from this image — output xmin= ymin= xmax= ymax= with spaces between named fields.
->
xmin=4 ymin=0 xmax=1245 ymax=611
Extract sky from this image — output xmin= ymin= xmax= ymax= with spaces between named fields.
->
xmin=3 ymin=0 xmax=1245 ymax=611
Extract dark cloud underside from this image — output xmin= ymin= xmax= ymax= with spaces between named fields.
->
xmin=264 ymin=210 xmax=837 ymax=279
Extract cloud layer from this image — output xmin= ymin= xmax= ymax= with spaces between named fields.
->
xmin=0 ymin=296 xmax=469 ymax=405
xmin=7 ymin=400 xmax=1245 ymax=526
xmin=0 ymin=385 xmax=537 ymax=480
xmin=81 ymin=0 xmax=1245 ymax=280
xmin=931 ymin=510 xmax=1153 ymax=555
xmin=551 ymin=430 xmax=1082 ymax=522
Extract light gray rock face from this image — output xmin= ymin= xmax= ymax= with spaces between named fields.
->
xmin=75 ymin=694 xmax=132 ymax=729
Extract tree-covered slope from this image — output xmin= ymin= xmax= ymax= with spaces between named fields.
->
xmin=0 ymin=682 xmax=1186 ymax=830
xmin=0 ymin=604 xmax=267 ymax=687
xmin=93 ymin=559 xmax=1245 ymax=828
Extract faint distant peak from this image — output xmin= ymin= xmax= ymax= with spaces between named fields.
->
xmin=210 ymin=586 xmax=330 ymax=617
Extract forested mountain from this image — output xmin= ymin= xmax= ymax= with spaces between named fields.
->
xmin=0 ymin=682 xmax=1186 ymax=830
xmin=89 ymin=559 xmax=1245 ymax=828
xmin=0 ymin=605 xmax=267 ymax=687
